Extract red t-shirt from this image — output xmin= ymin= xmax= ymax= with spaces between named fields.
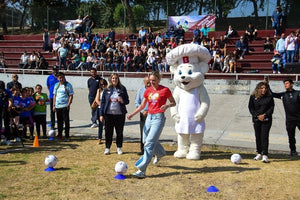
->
xmin=144 ymin=85 xmax=172 ymax=114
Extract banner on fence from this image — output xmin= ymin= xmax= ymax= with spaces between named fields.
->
xmin=59 ymin=20 xmax=78 ymax=34
xmin=168 ymin=15 xmax=216 ymax=32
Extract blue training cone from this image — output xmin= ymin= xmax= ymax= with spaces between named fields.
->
xmin=45 ymin=167 xmax=56 ymax=172
xmin=48 ymin=137 xmax=54 ymax=141
xmin=114 ymin=174 xmax=126 ymax=180
xmin=206 ymin=185 xmax=219 ymax=193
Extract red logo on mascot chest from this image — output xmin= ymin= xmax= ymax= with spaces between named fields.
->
xmin=182 ymin=56 xmax=189 ymax=63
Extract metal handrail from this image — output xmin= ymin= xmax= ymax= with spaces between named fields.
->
xmin=0 ymin=68 xmax=298 ymax=81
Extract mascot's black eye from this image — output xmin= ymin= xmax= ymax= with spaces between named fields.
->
xmin=178 ymin=70 xmax=182 ymax=75
xmin=188 ymin=70 xmax=192 ymax=75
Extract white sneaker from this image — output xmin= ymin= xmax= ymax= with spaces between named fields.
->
xmin=117 ymin=147 xmax=123 ymax=155
xmin=278 ymin=71 xmax=281 ymax=74
xmin=262 ymin=155 xmax=269 ymax=163
xmin=90 ymin=123 xmax=98 ymax=128
xmin=273 ymin=71 xmax=276 ymax=74
xmin=104 ymin=148 xmax=110 ymax=155
xmin=254 ymin=154 xmax=261 ymax=161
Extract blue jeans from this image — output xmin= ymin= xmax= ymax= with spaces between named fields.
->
xmin=286 ymin=50 xmax=294 ymax=63
xmin=59 ymin=57 xmax=67 ymax=70
xmin=279 ymin=51 xmax=286 ymax=67
xmin=88 ymin=96 xmax=97 ymax=124
xmin=272 ymin=64 xmax=281 ymax=72
xmin=135 ymin=113 xmax=166 ymax=173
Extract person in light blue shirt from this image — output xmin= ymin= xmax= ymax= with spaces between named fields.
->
xmin=135 ymin=76 xmax=151 ymax=155
xmin=275 ymin=33 xmax=286 ymax=67
xmin=137 ymin=26 xmax=146 ymax=46
xmin=58 ymin=43 xmax=68 ymax=70
xmin=53 ymin=72 xmax=74 ymax=141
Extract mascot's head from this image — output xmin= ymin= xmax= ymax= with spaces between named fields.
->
xmin=166 ymin=44 xmax=211 ymax=91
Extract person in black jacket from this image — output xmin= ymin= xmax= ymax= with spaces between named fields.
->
xmin=249 ymin=82 xmax=274 ymax=163
xmin=99 ymin=73 xmax=129 ymax=155
xmin=270 ymin=79 xmax=300 ymax=156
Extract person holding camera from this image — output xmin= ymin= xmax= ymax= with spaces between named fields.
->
xmin=99 ymin=73 xmax=129 ymax=155
xmin=248 ymin=82 xmax=274 ymax=163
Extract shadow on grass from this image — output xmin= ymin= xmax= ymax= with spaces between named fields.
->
xmin=0 ymin=136 xmax=91 ymax=154
xmin=126 ymin=165 xmax=261 ymax=179
xmin=0 ymin=160 xmax=26 ymax=166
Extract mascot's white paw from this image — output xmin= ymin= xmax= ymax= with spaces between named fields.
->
xmin=194 ymin=114 xmax=204 ymax=123
xmin=174 ymin=150 xmax=188 ymax=158
xmin=186 ymin=151 xmax=201 ymax=160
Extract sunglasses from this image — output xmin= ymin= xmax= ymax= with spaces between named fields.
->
xmin=13 ymin=76 xmax=18 ymax=78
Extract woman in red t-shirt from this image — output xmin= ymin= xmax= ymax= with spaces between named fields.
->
xmin=127 ymin=71 xmax=176 ymax=178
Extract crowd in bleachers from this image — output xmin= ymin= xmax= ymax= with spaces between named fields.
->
xmin=1 ymin=16 xmax=299 ymax=74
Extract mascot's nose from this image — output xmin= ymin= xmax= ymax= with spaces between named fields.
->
xmin=181 ymin=76 xmax=185 ymax=79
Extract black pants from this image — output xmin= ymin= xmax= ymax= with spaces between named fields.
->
xmin=34 ymin=115 xmax=47 ymax=137
xmin=56 ymin=107 xmax=70 ymax=139
xmin=139 ymin=112 xmax=147 ymax=152
xmin=0 ymin=107 xmax=11 ymax=139
xmin=104 ymin=114 xmax=125 ymax=149
xmin=253 ymin=120 xmax=272 ymax=156
xmin=286 ymin=121 xmax=300 ymax=152
xmin=49 ymin=98 xmax=55 ymax=129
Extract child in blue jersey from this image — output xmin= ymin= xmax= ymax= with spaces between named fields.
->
xmin=19 ymin=88 xmax=36 ymax=139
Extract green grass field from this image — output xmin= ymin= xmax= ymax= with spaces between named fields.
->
xmin=0 ymin=137 xmax=299 ymax=200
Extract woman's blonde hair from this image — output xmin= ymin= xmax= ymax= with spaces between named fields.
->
xmin=251 ymin=82 xmax=271 ymax=98
xmin=107 ymin=73 xmax=124 ymax=89
xmin=150 ymin=71 xmax=161 ymax=81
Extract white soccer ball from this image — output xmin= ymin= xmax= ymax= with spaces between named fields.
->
xmin=45 ymin=155 xmax=58 ymax=168
xmin=114 ymin=161 xmax=128 ymax=174
xmin=231 ymin=154 xmax=242 ymax=164
xmin=48 ymin=129 xmax=56 ymax=137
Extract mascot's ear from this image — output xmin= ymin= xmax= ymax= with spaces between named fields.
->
xmin=169 ymin=64 xmax=178 ymax=74
xmin=198 ymin=62 xmax=209 ymax=74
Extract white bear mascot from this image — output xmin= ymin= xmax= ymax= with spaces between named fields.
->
xmin=166 ymin=44 xmax=211 ymax=160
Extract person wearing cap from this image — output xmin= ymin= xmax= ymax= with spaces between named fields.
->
xmin=271 ymin=6 xmax=283 ymax=37
xmin=269 ymin=79 xmax=300 ymax=156
xmin=7 ymin=74 xmax=22 ymax=91
xmin=47 ymin=66 xmax=59 ymax=130
xmin=80 ymin=38 xmax=91 ymax=55
xmin=137 ymin=26 xmax=146 ymax=47
xmin=147 ymin=42 xmax=158 ymax=58
xmin=271 ymin=51 xmax=282 ymax=74
xmin=18 ymin=51 xmax=29 ymax=69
